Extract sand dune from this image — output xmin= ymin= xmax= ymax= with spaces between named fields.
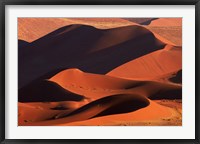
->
xmin=63 ymin=100 xmax=174 ymax=126
xmin=146 ymin=18 xmax=182 ymax=46
xmin=19 ymin=24 xmax=166 ymax=88
xmin=107 ymin=45 xmax=182 ymax=80
xmin=22 ymin=99 xmax=175 ymax=126
xmin=18 ymin=18 xmax=182 ymax=126
xmin=21 ymin=94 xmax=150 ymax=125
xmin=18 ymin=18 xmax=75 ymax=42
xmin=19 ymin=68 xmax=181 ymax=125
xmin=50 ymin=68 xmax=181 ymax=100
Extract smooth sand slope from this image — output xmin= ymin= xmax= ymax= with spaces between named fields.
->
xmin=19 ymin=24 xmax=167 ymax=88
xmin=107 ymin=45 xmax=182 ymax=80
xmin=148 ymin=18 xmax=182 ymax=27
xmin=146 ymin=18 xmax=182 ymax=46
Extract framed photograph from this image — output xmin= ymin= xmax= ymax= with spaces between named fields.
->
xmin=0 ymin=0 xmax=199 ymax=143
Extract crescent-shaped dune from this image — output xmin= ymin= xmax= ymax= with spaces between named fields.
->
xmin=21 ymin=94 xmax=150 ymax=126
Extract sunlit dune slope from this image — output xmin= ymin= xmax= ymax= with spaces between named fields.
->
xmin=50 ymin=68 xmax=181 ymax=100
xmin=146 ymin=18 xmax=182 ymax=46
xmin=107 ymin=45 xmax=182 ymax=80
xmin=18 ymin=18 xmax=75 ymax=42
xmin=18 ymin=99 xmax=89 ymax=125
xmin=19 ymin=24 xmax=166 ymax=88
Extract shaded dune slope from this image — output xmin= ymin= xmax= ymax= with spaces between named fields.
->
xmin=123 ymin=18 xmax=158 ymax=25
xmin=19 ymin=24 xmax=166 ymax=88
xmin=19 ymin=80 xmax=84 ymax=102
xmin=169 ymin=70 xmax=182 ymax=84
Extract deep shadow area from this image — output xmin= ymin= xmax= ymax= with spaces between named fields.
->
xmin=148 ymin=88 xmax=182 ymax=100
xmin=169 ymin=70 xmax=182 ymax=84
xmin=19 ymin=80 xmax=84 ymax=102
xmin=18 ymin=40 xmax=29 ymax=48
xmin=123 ymin=18 xmax=158 ymax=25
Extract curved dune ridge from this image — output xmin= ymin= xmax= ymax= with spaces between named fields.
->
xmin=63 ymin=100 xmax=175 ymax=126
xmin=107 ymin=45 xmax=182 ymax=80
xmin=23 ymin=94 xmax=150 ymax=126
xmin=19 ymin=68 xmax=181 ymax=125
xmin=50 ymin=68 xmax=181 ymax=100
xmin=19 ymin=24 xmax=167 ymax=88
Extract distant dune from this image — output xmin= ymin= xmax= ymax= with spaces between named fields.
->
xmin=148 ymin=18 xmax=182 ymax=27
xmin=123 ymin=18 xmax=158 ymax=25
xmin=18 ymin=18 xmax=74 ymax=42
xmin=18 ymin=18 xmax=135 ymax=42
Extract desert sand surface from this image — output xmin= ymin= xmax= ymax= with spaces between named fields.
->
xmin=18 ymin=18 xmax=182 ymax=126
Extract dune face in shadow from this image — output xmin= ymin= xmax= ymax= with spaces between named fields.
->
xmin=169 ymin=70 xmax=182 ymax=84
xmin=123 ymin=18 xmax=158 ymax=25
xmin=19 ymin=80 xmax=84 ymax=102
xmin=18 ymin=24 xmax=165 ymax=88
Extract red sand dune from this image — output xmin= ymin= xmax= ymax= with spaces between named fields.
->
xmin=107 ymin=45 xmax=182 ymax=80
xmin=18 ymin=19 xmax=182 ymax=126
xmin=18 ymin=18 xmax=74 ymax=42
xmin=19 ymin=68 xmax=181 ymax=125
xmin=63 ymin=100 xmax=173 ymax=126
xmin=50 ymin=68 xmax=181 ymax=100
xmin=19 ymin=24 xmax=167 ymax=88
